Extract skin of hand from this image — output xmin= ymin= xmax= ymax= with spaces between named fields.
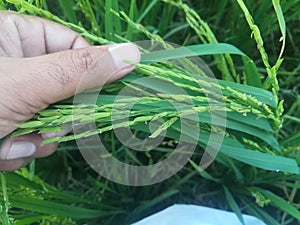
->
xmin=0 ymin=11 xmax=141 ymax=171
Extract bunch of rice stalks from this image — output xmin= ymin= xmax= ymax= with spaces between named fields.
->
xmin=1 ymin=0 xmax=299 ymax=224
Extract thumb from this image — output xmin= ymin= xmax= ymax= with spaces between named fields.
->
xmin=14 ymin=43 xmax=140 ymax=106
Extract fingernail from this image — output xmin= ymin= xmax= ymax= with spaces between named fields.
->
xmin=108 ymin=43 xmax=141 ymax=70
xmin=5 ymin=141 xmax=36 ymax=160
xmin=41 ymin=127 xmax=73 ymax=139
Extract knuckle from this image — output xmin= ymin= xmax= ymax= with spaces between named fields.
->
xmin=70 ymin=48 xmax=95 ymax=72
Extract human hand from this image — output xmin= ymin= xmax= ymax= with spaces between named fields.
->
xmin=0 ymin=11 xmax=140 ymax=171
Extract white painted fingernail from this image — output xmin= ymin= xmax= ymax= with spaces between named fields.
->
xmin=6 ymin=141 xmax=36 ymax=160
xmin=108 ymin=43 xmax=140 ymax=69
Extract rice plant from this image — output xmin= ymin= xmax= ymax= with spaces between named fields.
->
xmin=0 ymin=0 xmax=299 ymax=224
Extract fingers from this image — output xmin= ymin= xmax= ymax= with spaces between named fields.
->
xmin=0 ymin=133 xmax=58 ymax=160
xmin=0 ymin=42 xmax=140 ymax=171
xmin=0 ymin=12 xmax=141 ymax=171
xmin=0 ymin=158 xmax=32 ymax=172
xmin=18 ymin=13 xmax=90 ymax=54
xmin=5 ymin=43 xmax=140 ymax=106
xmin=0 ymin=133 xmax=59 ymax=171
xmin=0 ymin=11 xmax=90 ymax=57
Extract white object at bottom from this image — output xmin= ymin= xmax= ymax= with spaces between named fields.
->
xmin=132 ymin=204 xmax=266 ymax=225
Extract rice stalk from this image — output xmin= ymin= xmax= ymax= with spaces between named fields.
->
xmin=235 ymin=0 xmax=284 ymax=129
xmin=163 ymin=0 xmax=238 ymax=82
xmin=1 ymin=1 xmax=300 ymax=224
xmin=77 ymin=0 xmax=101 ymax=35
xmin=0 ymin=173 xmax=10 ymax=225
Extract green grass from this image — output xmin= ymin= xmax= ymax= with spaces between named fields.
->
xmin=1 ymin=0 xmax=300 ymax=224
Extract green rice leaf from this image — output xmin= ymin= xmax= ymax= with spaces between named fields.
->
xmin=58 ymin=0 xmax=77 ymax=24
xmin=131 ymin=120 xmax=293 ymax=173
xmin=105 ymin=0 xmax=113 ymax=40
xmin=223 ymin=186 xmax=245 ymax=225
xmin=111 ymin=0 xmax=122 ymax=35
xmin=121 ymin=72 xmax=276 ymax=107
xmin=14 ymin=215 xmax=47 ymax=225
xmin=240 ymin=197 xmax=281 ymax=225
xmin=272 ymin=0 xmax=286 ymax=60
xmin=136 ymin=0 xmax=159 ymax=23
xmin=242 ymin=56 xmax=262 ymax=87
xmin=141 ymin=43 xmax=247 ymax=62
xmin=189 ymin=160 xmax=221 ymax=183
xmin=126 ymin=0 xmax=136 ymax=40
xmin=131 ymin=189 xmax=179 ymax=217
xmin=218 ymin=79 xmax=275 ymax=107
xmin=0 ymin=0 xmax=5 ymax=10
xmin=9 ymin=196 xmax=122 ymax=219
xmin=253 ymin=188 xmax=300 ymax=220
xmin=215 ymin=155 xmax=244 ymax=183
xmin=220 ymin=145 xmax=299 ymax=174
xmin=280 ymin=129 xmax=300 ymax=147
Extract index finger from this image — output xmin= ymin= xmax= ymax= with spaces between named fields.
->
xmin=1 ymin=11 xmax=90 ymax=57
